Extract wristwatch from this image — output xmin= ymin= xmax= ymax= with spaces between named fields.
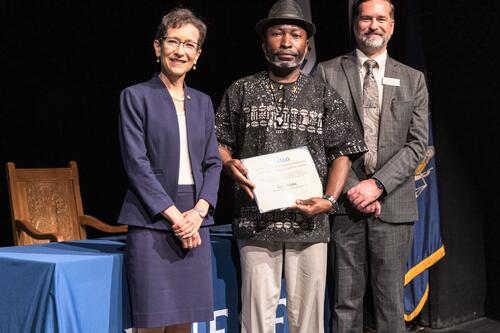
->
xmin=193 ymin=207 xmax=207 ymax=218
xmin=372 ymin=178 xmax=385 ymax=192
xmin=322 ymin=194 xmax=339 ymax=215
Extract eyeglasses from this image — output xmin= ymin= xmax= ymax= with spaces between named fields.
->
xmin=160 ymin=37 xmax=200 ymax=54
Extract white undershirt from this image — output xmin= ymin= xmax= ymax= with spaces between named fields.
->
xmin=176 ymin=105 xmax=194 ymax=185
xmin=356 ymin=49 xmax=387 ymax=107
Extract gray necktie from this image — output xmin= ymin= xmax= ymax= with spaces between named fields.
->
xmin=362 ymin=59 xmax=380 ymax=174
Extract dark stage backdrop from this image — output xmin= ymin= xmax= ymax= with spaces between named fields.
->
xmin=420 ymin=1 xmax=500 ymax=327
xmin=1 ymin=0 xmax=499 ymax=328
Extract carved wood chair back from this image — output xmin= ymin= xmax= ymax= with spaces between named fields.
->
xmin=6 ymin=161 xmax=126 ymax=245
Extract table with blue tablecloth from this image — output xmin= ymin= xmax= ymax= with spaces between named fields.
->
xmin=0 ymin=226 xmax=296 ymax=333
xmin=0 ymin=239 xmax=130 ymax=333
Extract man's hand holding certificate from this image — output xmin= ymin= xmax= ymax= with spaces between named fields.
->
xmin=241 ymin=147 xmax=323 ymax=213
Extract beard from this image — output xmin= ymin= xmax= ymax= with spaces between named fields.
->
xmin=355 ymin=29 xmax=390 ymax=52
xmin=263 ymin=47 xmax=306 ymax=70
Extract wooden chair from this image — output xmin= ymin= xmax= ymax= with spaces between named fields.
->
xmin=6 ymin=161 xmax=127 ymax=245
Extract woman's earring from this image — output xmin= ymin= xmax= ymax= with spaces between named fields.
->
xmin=193 ymin=63 xmax=197 ymax=70
xmin=156 ymin=57 xmax=160 ymax=63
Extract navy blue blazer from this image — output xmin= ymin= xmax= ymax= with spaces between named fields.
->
xmin=117 ymin=74 xmax=222 ymax=230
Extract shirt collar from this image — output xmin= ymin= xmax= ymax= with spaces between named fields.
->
xmin=355 ymin=49 xmax=388 ymax=71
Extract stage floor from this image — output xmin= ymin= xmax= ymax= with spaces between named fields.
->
xmin=419 ymin=317 xmax=500 ymax=333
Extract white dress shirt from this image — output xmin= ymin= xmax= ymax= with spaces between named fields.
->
xmin=176 ymin=106 xmax=195 ymax=185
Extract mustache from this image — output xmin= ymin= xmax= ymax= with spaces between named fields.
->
xmin=363 ymin=31 xmax=383 ymax=37
xmin=273 ymin=51 xmax=299 ymax=57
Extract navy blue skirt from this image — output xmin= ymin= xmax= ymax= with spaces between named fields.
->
xmin=125 ymin=185 xmax=214 ymax=328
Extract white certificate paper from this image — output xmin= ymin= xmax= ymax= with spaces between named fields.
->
xmin=241 ymin=147 xmax=323 ymax=213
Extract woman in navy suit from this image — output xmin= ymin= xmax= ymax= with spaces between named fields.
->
xmin=118 ymin=8 xmax=222 ymax=333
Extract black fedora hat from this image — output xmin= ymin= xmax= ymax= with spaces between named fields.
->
xmin=255 ymin=0 xmax=316 ymax=38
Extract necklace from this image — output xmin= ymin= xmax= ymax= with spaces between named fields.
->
xmin=158 ymin=73 xmax=185 ymax=102
xmin=263 ymin=73 xmax=305 ymax=128
xmin=169 ymin=90 xmax=185 ymax=102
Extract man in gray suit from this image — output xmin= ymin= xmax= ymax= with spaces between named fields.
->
xmin=314 ymin=0 xmax=429 ymax=332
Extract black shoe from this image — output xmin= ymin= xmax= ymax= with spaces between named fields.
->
xmin=405 ymin=321 xmax=424 ymax=332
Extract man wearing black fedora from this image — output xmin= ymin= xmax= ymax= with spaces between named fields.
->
xmin=215 ymin=1 xmax=366 ymax=332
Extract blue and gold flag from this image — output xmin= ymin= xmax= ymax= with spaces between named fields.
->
xmin=404 ymin=123 xmax=445 ymax=321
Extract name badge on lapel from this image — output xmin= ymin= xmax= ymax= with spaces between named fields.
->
xmin=382 ymin=77 xmax=400 ymax=86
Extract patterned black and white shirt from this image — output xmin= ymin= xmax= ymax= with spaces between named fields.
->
xmin=216 ymin=71 xmax=366 ymax=242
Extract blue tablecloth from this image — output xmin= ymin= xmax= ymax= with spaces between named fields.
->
xmin=0 ymin=239 xmax=131 ymax=333
xmin=0 ymin=226 xmax=297 ymax=333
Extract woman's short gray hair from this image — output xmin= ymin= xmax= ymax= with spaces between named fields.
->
xmin=155 ymin=8 xmax=207 ymax=48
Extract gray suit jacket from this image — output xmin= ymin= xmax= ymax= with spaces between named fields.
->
xmin=315 ymin=51 xmax=429 ymax=223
